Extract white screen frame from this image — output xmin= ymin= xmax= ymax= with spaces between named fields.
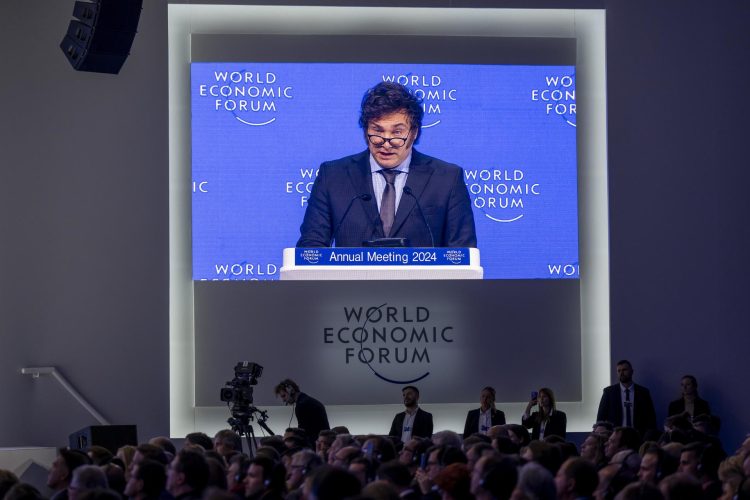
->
xmin=168 ymin=4 xmax=608 ymax=437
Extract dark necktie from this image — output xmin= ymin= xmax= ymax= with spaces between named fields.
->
xmin=625 ymin=388 xmax=633 ymax=427
xmin=379 ymin=169 xmax=400 ymax=237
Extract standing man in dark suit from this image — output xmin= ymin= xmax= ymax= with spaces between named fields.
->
xmin=463 ymin=386 xmax=506 ymax=437
xmin=275 ymin=378 xmax=330 ymax=444
xmin=389 ymin=385 xmax=433 ymax=441
xmin=297 ymin=81 xmax=476 ymax=248
xmin=596 ymin=359 xmax=657 ymax=438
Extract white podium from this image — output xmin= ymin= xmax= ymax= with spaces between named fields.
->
xmin=280 ymin=247 xmax=483 ymax=280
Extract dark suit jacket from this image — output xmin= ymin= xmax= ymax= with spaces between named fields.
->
xmin=297 ymin=150 xmax=477 ymax=247
xmin=596 ymin=383 xmax=657 ymax=436
xmin=388 ymin=407 xmax=433 ymax=439
xmin=667 ymin=397 xmax=711 ymax=417
xmin=295 ymin=392 xmax=330 ymax=441
xmin=463 ymin=408 xmax=506 ymax=437
xmin=522 ymin=410 xmax=567 ymax=440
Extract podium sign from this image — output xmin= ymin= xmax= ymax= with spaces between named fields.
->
xmin=281 ymin=247 xmax=482 ymax=280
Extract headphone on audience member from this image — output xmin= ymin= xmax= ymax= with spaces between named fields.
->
xmin=302 ymin=455 xmax=319 ymax=476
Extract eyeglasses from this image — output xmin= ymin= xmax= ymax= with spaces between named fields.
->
xmin=367 ymin=134 xmax=409 ymax=148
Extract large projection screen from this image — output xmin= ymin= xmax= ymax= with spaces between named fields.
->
xmin=168 ymin=5 xmax=607 ymax=437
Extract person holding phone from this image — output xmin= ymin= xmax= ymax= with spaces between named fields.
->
xmin=463 ymin=386 xmax=506 ymax=437
xmin=522 ymin=387 xmax=567 ymax=440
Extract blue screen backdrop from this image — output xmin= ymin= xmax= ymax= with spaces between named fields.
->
xmin=191 ymin=62 xmax=578 ymax=280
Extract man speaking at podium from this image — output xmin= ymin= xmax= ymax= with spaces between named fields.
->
xmin=297 ymin=82 xmax=477 ymax=248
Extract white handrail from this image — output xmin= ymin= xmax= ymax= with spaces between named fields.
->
xmin=21 ymin=366 xmax=110 ymax=425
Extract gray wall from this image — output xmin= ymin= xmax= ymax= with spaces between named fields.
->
xmin=1 ymin=0 xmax=748 ymax=448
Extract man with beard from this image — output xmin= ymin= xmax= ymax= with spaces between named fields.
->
xmin=388 ymin=386 xmax=433 ymax=441
xmin=596 ymin=360 xmax=656 ymax=438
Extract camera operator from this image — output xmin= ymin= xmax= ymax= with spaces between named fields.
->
xmin=275 ymin=379 xmax=330 ymax=446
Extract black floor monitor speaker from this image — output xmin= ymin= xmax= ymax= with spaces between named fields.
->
xmin=60 ymin=0 xmax=143 ymax=74
xmin=69 ymin=425 xmax=138 ymax=454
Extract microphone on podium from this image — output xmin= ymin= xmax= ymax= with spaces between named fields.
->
xmin=331 ymin=193 xmax=371 ymax=246
xmin=403 ymin=186 xmax=435 ymax=247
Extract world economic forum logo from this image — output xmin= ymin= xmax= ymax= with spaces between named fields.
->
xmin=380 ymin=73 xmax=457 ymax=129
xmin=464 ymin=168 xmax=541 ymax=223
xmin=531 ymin=73 xmax=576 ymax=128
xmin=197 ymin=69 xmax=293 ymax=126
xmin=300 ymin=248 xmax=322 ymax=264
xmin=323 ymin=303 xmax=456 ymax=385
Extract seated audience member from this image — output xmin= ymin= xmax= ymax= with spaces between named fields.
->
xmin=388 ymin=386 xmax=434 ymax=441
xmin=124 ymin=459 xmax=167 ymax=500
xmin=432 ymin=430 xmax=463 ymax=450
xmin=185 ymin=432 xmax=214 ymax=451
xmin=520 ymin=441 xmax=562 ymax=475
xmin=506 ymin=425 xmax=531 ymax=448
xmin=242 ymin=456 xmax=285 ymax=500
xmin=255 ymin=446 xmax=281 ymax=463
xmin=522 ymin=388 xmax=567 ymax=440
xmin=361 ymin=479 xmax=400 ymax=500
xmin=667 ymin=375 xmax=711 ymax=419
xmin=463 ymin=433 xmax=492 ymax=451
xmin=226 ymin=454 xmax=251 ymax=497
xmin=117 ymin=446 xmax=137 ymax=471
xmin=678 ymin=442 xmax=724 ymax=499
xmin=4 ymin=483 xmax=45 ymax=500
xmin=204 ymin=456 xmax=227 ymax=490
xmin=148 ymin=437 xmax=177 ymax=458
xmin=48 ymin=448 xmax=92 ymax=500
xmin=593 ymin=421 xmax=615 ymax=439
xmin=327 ymin=434 xmax=357 ymax=465
xmin=361 ymin=435 xmax=397 ymax=464
xmin=637 ymin=446 xmax=677 ymax=486
xmin=86 ymin=446 xmax=113 ymax=466
xmin=315 ymin=430 xmax=337 ymax=462
xmin=549 ymin=439 xmax=579 ymax=464
xmin=493 ymin=436 xmax=520 ymax=456
xmin=100 ymin=463 xmax=126 ymax=495
xmin=594 ymin=463 xmax=622 ymax=500
xmin=466 ymin=442 xmax=496 ymax=470
xmin=736 ymin=477 xmax=750 ymax=500
xmin=167 ymin=449 xmax=210 ymax=500
xmin=614 ymin=481 xmax=664 ymax=500
xmin=415 ymin=445 xmax=467 ymax=498
xmin=331 ymin=426 xmax=350 ymax=435
xmin=605 ymin=428 xmax=641 ymax=461
xmin=259 ymin=436 xmax=286 ymax=457
xmin=470 ymin=456 xmax=517 ymax=500
xmin=717 ymin=454 xmax=746 ymax=500
xmin=660 ymin=414 xmax=697 ymax=445
xmin=286 ymin=449 xmax=323 ymax=498
xmin=68 ymin=465 xmax=108 ymax=500
xmin=303 ymin=466 xmax=361 ymax=500
xmin=330 ymin=446 xmax=362 ymax=470
xmin=398 ymin=437 xmax=432 ymax=477
xmin=554 ymin=457 xmax=599 ymax=500
xmin=657 ymin=473 xmax=703 ymax=500
xmin=0 ymin=469 xmax=20 ymax=498
xmin=434 ymin=463 xmax=472 ymax=500
xmin=487 ymin=425 xmax=509 ymax=440
xmin=349 ymin=456 xmax=376 ymax=487
xmin=692 ymin=413 xmax=721 ymax=437
xmin=463 ymin=387 xmax=507 ymax=437
xmin=580 ymin=433 xmax=608 ymax=469
xmin=377 ymin=460 xmax=420 ymax=500
xmin=213 ymin=430 xmax=242 ymax=459
xmin=512 ymin=462 xmax=556 ymax=500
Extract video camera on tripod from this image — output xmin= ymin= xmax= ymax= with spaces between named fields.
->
xmin=219 ymin=361 xmax=274 ymax=456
